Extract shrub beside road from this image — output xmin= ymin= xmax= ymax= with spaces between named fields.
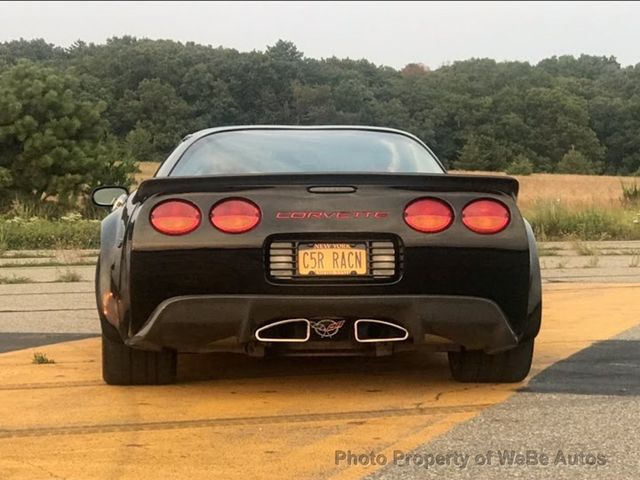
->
xmin=526 ymin=201 xmax=640 ymax=241
xmin=0 ymin=215 xmax=100 ymax=250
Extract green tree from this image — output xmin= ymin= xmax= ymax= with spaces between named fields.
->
xmin=556 ymin=148 xmax=602 ymax=174
xmin=0 ymin=38 xmax=65 ymax=65
xmin=2 ymin=37 xmax=639 ymax=176
xmin=454 ymin=134 xmax=513 ymax=171
xmin=506 ymin=155 xmax=535 ymax=175
xmin=125 ymin=126 xmax=155 ymax=162
xmin=0 ymin=61 xmax=135 ymax=204
xmin=292 ymin=82 xmax=336 ymax=124
xmin=520 ymin=87 xmax=605 ymax=168
xmin=113 ymin=78 xmax=191 ymax=161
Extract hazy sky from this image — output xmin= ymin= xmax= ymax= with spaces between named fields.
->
xmin=2 ymin=1 xmax=639 ymax=69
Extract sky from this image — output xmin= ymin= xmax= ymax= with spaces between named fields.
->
xmin=2 ymin=1 xmax=639 ymax=69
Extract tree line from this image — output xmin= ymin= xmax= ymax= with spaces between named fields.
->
xmin=1 ymin=37 xmax=640 ymax=205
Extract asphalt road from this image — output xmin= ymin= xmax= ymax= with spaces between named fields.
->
xmin=0 ymin=281 xmax=97 ymax=351
xmin=0 ymin=283 xmax=638 ymax=479
xmin=0 ymin=332 xmax=95 ymax=353
xmin=1 ymin=243 xmax=640 ymax=479
xmin=367 ymin=324 xmax=640 ymax=480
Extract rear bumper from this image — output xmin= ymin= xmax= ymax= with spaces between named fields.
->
xmin=126 ymin=294 xmax=518 ymax=354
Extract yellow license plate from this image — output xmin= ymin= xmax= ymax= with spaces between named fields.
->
xmin=297 ymin=243 xmax=368 ymax=276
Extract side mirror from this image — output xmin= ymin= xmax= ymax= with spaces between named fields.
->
xmin=92 ymin=186 xmax=129 ymax=208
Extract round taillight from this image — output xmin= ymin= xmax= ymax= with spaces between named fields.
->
xmin=404 ymin=198 xmax=454 ymax=233
xmin=150 ymin=200 xmax=201 ymax=235
xmin=462 ymin=199 xmax=510 ymax=234
xmin=210 ymin=198 xmax=261 ymax=233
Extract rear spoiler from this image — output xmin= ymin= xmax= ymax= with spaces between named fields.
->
xmin=133 ymin=173 xmax=519 ymax=203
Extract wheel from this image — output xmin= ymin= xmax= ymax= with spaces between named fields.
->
xmin=102 ymin=333 xmax=177 ymax=385
xmin=96 ymin=256 xmax=177 ymax=385
xmin=447 ymin=339 xmax=534 ymax=383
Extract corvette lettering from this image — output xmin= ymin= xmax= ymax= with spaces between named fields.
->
xmin=276 ymin=211 xmax=388 ymax=219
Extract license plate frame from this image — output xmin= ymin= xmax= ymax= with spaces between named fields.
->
xmin=297 ymin=243 xmax=368 ymax=276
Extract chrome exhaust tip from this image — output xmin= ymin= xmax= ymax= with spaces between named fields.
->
xmin=354 ymin=319 xmax=409 ymax=343
xmin=255 ymin=318 xmax=311 ymax=343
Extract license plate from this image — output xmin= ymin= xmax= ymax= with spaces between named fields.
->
xmin=297 ymin=243 xmax=368 ymax=276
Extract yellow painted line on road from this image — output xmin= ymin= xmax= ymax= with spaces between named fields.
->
xmin=0 ymin=283 xmax=639 ymax=480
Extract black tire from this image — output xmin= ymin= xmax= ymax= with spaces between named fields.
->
xmin=102 ymin=333 xmax=177 ymax=385
xmin=97 ymin=257 xmax=177 ymax=385
xmin=448 ymin=339 xmax=534 ymax=383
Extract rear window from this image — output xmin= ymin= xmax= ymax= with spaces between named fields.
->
xmin=170 ymin=129 xmax=443 ymax=176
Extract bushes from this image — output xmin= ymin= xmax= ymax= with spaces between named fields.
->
xmin=0 ymin=62 xmax=137 ymax=206
xmin=524 ymin=200 xmax=640 ymax=241
xmin=524 ymin=181 xmax=640 ymax=240
xmin=556 ymin=148 xmax=602 ymax=174
xmin=0 ymin=197 xmax=104 ymax=250
xmin=0 ymin=216 xmax=100 ymax=249
xmin=506 ymin=155 xmax=534 ymax=176
xmin=621 ymin=182 xmax=640 ymax=207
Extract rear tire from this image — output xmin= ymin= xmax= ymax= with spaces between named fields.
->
xmin=102 ymin=334 xmax=177 ymax=385
xmin=448 ymin=339 xmax=534 ymax=383
xmin=97 ymin=261 xmax=177 ymax=385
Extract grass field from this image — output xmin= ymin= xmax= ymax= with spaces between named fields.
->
xmin=137 ymin=162 xmax=160 ymax=183
xmin=457 ymin=171 xmax=640 ymax=240
xmin=138 ymin=162 xmax=639 ymax=209
xmin=135 ymin=162 xmax=640 ymax=241
xmin=451 ymin=171 xmax=639 ymax=209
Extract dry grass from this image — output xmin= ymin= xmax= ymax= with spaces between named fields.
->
xmin=32 ymin=352 xmax=55 ymax=364
xmin=584 ymin=256 xmax=601 ymax=268
xmin=135 ymin=162 xmax=161 ymax=185
xmin=0 ymin=274 xmax=32 ymax=284
xmin=453 ymin=171 xmax=639 ymax=209
xmin=457 ymin=172 xmax=640 ymax=240
xmin=53 ymin=249 xmax=83 ymax=265
xmin=138 ymin=164 xmax=637 ymax=210
xmin=514 ymin=174 xmax=639 ymax=209
xmin=54 ymin=269 xmax=83 ymax=283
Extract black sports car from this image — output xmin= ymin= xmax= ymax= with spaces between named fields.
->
xmin=92 ymin=126 xmax=541 ymax=385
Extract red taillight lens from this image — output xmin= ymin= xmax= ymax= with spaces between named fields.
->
xmin=210 ymin=198 xmax=261 ymax=233
xmin=404 ymin=198 xmax=454 ymax=233
xmin=150 ymin=200 xmax=201 ymax=235
xmin=462 ymin=199 xmax=510 ymax=234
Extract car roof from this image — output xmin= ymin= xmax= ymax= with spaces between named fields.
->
xmin=189 ymin=124 xmax=418 ymax=136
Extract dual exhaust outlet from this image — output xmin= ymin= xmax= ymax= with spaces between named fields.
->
xmin=254 ymin=318 xmax=409 ymax=343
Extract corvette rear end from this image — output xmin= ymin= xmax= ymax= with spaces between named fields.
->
xmin=93 ymin=127 xmax=541 ymax=385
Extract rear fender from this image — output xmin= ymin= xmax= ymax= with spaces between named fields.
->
xmin=523 ymin=219 xmax=542 ymax=339
xmin=96 ymin=206 xmax=129 ymax=333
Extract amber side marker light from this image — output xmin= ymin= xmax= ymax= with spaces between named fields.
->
xmin=462 ymin=199 xmax=510 ymax=234
xmin=211 ymin=198 xmax=261 ymax=233
xmin=404 ymin=198 xmax=454 ymax=233
xmin=150 ymin=200 xmax=201 ymax=235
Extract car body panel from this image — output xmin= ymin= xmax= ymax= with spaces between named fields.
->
xmin=95 ymin=126 xmax=540 ymax=357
